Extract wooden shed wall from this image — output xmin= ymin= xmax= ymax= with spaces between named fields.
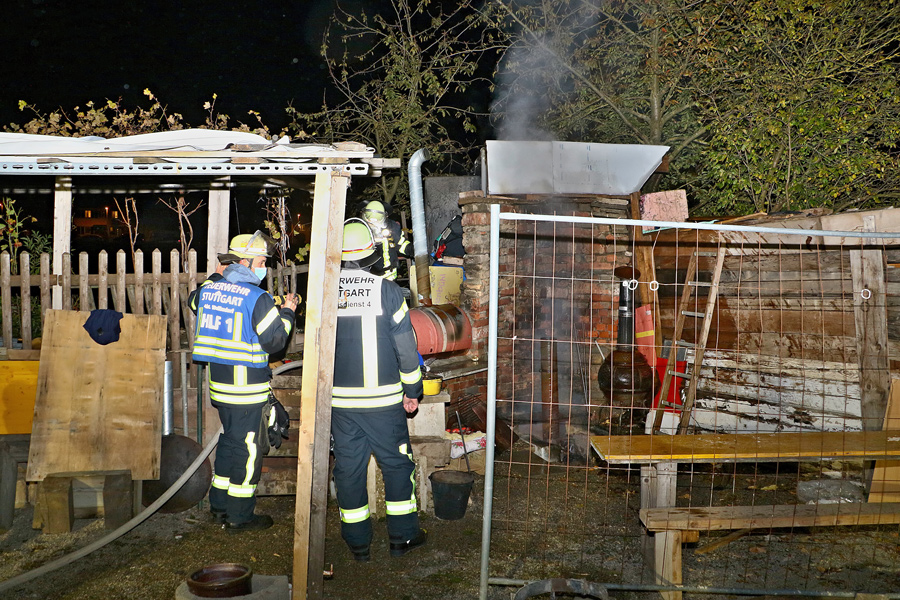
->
xmin=648 ymin=214 xmax=897 ymax=433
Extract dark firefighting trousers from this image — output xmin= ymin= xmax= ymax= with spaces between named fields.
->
xmin=331 ymin=404 xmax=419 ymax=548
xmin=209 ymin=400 xmax=267 ymax=524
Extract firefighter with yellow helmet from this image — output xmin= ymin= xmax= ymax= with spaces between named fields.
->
xmin=361 ymin=200 xmax=412 ymax=281
xmin=331 ymin=218 xmax=426 ymax=561
xmin=192 ymin=231 xmax=298 ymax=532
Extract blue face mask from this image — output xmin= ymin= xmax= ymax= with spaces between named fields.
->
xmin=254 ymin=267 xmax=268 ymax=281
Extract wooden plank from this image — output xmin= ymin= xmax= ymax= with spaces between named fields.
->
xmin=52 ymin=176 xmax=72 ymax=310
xmin=655 ymin=530 xmax=682 ymax=600
xmin=690 ymin=404 xmax=862 ymax=434
xmin=293 ymin=170 xmax=348 ymax=600
xmin=590 ymin=430 xmax=900 ymax=464
xmin=630 ymin=192 xmax=662 ymax=354
xmin=641 ymin=502 xmax=900 ymax=532
xmin=694 ymin=350 xmax=859 ymax=383
xmin=0 ymin=442 xmax=15 ymax=531
xmin=26 ymin=310 xmax=167 ymax=481
xmin=869 ymin=378 xmax=900 ymax=502
xmin=851 ymin=235 xmax=890 ymax=431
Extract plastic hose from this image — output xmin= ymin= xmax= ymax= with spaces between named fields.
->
xmin=0 ymin=426 xmax=223 ymax=595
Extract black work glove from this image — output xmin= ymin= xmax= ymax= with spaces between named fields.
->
xmin=267 ymin=397 xmax=290 ymax=449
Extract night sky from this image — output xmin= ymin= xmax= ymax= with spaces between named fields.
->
xmin=2 ymin=0 xmax=361 ymax=133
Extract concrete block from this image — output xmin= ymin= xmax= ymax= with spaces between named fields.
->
xmin=175 ymin=574 xmax=290 ymax=600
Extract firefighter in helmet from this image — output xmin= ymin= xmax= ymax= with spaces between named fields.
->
xmin=331 ymin=218 xmax=426 ymax=561
xmin=191 ymin=231 xmax=298 ymax=532
xmin=361 ymin=200 xmax=412 ymax=281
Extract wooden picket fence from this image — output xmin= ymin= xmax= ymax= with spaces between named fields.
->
xmin=0 ymin=248 xmax=308 ymax=352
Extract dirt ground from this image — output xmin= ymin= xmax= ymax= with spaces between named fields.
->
xmin=2 ymin=446 xmax=900 ymax=600
xmin=0 ymin=483 xmax=488 ymax=600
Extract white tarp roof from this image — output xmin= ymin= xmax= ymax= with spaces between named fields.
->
xmin=0 ymin=129 xmax=375 ymax=164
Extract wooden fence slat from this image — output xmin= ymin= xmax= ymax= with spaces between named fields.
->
xmin=19 ymin=253 xmax=31 ymax=350
xmin=98 ymin=251 xmax=108 ymax=310
xmin=61 ymin=254 xmax=71 ymax=311
xmin=40 ymin=254 xmax=50 ymax=330
xmin=0 ymin=249 xmax=309 ymax=351
xmin=152 ymin=250 xmax=162 ymax=316
xmin=79 ymin=252 xmax=94 ymax=312
xmin=134 ymin=250 xmax=145 ymax=315
xmin=116 ymin=250 xmax=127 ymax=313
xmin=169 ymin=249 xmax=180 ymax=352
xmin=1 ymin=254 xmax=11 ymax=349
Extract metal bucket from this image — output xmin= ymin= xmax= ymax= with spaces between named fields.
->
xmin=430 ymin=470 xmax=475 ymax=520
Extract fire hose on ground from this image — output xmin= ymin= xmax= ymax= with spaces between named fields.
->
xmin=0 ymin=426 xmax=223 ymax=595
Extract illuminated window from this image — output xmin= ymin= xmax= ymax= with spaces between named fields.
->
xmin=84 ymin=210 xmax=92 ymax=218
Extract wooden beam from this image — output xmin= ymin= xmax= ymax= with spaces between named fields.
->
xmin=591 ymin=430 xmax=900 ymax=464
xmin=641 ymin=502 xmax=900 ymax=532
xmin=851 ymin=218 xmax=890 ymax=431
xmin=207 ymin=184 xmax=231 ymax=274
xmin=292 ymin=170 xmax=348 ymax=600
xmin=52 ymin=176 xmax=72 ymax=310
xmin=631 ymin=191 xmax=662 ymax=356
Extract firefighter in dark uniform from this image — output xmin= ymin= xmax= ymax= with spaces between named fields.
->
xmin=332 ymin=218 xmax=426 ymax=561
xmin=192 ymin=232 xmax=298 ymax=532
xmin=361 ymin=200 xmax=412 ymax=281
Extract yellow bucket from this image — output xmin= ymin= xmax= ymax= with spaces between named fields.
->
xmin=423 ymin=377 xmax=442 ymax=396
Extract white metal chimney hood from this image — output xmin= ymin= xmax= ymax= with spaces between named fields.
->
xmin=485 ymin=140 xmax=669 ymax=196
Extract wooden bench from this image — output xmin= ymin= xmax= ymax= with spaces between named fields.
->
xmin=589 ymin=431 xmax=900 ymax=600
xmin=641 ymin=502 xmax=900 ymax=532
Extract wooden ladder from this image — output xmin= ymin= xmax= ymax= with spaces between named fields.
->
xmin=651 ymin=245 xmax=726 ymax=434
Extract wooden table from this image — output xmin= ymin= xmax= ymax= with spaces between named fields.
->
xmin=590 ymin=430 xmax=900 ymax=464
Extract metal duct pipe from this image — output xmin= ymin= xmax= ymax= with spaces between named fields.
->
xmin=408 ymin=148 xmax=432 ymax=304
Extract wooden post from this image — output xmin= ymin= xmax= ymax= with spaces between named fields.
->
xmin=52 ymin=176 xmax=73 ymax=310
xmin=293 ymin=169 xmax=348 ymax=600
xmin=630 ymin=192 xmax=662 ymax=356
xmin=850 ymin=216 xmax=890 ymax=432
xmin=0 ymin=442 xmax=16 ymax=532
xmin=207 ymin=185 xmax=231 ymax=275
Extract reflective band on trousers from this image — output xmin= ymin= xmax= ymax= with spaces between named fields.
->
xmin=340 ymin=505 xmax=371 ymax=524
xmin=385 ymin=499 xmax=417 ymax=515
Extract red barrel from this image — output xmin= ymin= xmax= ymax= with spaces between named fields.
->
xmin=409 ymin=304 xmax=472 ymax=355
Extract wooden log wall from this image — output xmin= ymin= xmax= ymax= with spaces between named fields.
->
xmin=650 ymin=223 xmax=895 ymax=433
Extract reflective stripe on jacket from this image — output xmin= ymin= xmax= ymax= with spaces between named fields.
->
xmin=332 ymin=268 xmax=423 ymax=409
xmin=193 ymin=281 xmax=271 ymax=368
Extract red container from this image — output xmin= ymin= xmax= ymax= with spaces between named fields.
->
xmin=652 ymin=357 xmax=687 ymax=412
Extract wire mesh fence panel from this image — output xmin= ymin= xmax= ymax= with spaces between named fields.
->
xmin=481 ymin=206 xmax=900 ymax=599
